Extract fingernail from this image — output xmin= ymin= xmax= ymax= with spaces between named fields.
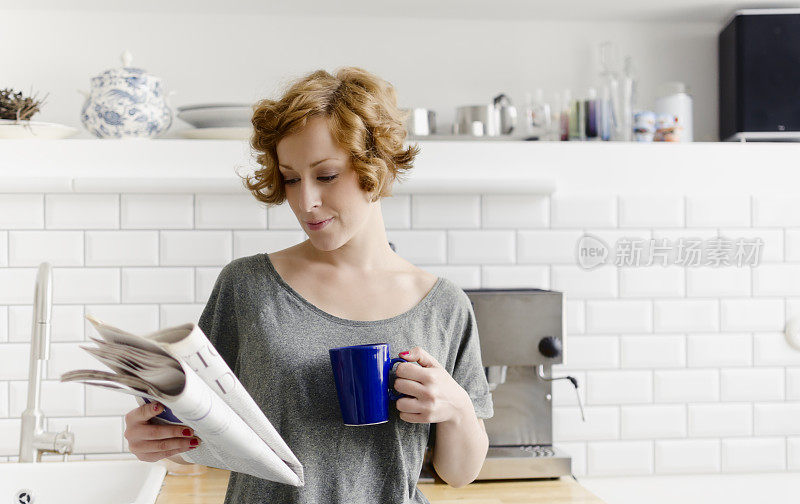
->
xmin=400 ymin=351 xmax=409 ymax=356
xmin=189 ymin=446 xmax=197 ymax=450
xmin=153 ymin=403 xmax=160 ymax=412
xmin=182 ymin=428 xmax=191 ymax=436
xmin=190 ymin=438 xmax=199 ymax=446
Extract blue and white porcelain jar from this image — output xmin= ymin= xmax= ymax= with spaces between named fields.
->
xmin=79 ymin=50 xmax=174 ymax=138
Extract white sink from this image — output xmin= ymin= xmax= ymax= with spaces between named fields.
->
xmin=0 ymin=459 xmax=167 ymax=504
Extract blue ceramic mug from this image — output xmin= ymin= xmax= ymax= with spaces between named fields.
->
xmin=329 ymin=343 xmax=407 ymax=426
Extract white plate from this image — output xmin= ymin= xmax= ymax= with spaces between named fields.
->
xmin=176 ymin=126 xmax=252 ymax=140
xmin=177 ymin=102 xmax=251 ymax=111
xmin=176 ymin=104 xmax=252 ymax=128
xmin=0 ymin=119 xmax=79 ymax=139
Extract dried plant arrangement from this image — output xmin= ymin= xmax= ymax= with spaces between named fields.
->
xmin=0 ymin=87 xmax=49 ymax=122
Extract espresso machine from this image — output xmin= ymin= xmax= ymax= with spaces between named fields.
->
xmin=418 ymin=288 xmax=585 ymax=482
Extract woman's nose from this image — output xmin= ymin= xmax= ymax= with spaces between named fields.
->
xmin=297 ymin=180 xmax=322 ymax=211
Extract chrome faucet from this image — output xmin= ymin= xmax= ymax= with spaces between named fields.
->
xmin=18 ymin=262 xmax=75 ymax=462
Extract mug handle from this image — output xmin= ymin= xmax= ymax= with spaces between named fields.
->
xmin=387 ymin=357 xmax=407 ymax=401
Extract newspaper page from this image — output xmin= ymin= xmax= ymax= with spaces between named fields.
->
xmin=60 ymin=315 xmax=304 ymax=486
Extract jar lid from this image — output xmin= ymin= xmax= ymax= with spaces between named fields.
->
xmin=93 ymin=50 xmax=160 ymax=83
xmin=656 ymin=81 xmax=689 ymax=97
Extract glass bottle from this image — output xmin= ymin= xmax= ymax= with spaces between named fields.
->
xmin=524 ymin=89 xmax=551 ymax=140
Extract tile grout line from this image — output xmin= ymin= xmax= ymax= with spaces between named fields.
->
xmin=683 ymin=195 xmax=693 ymax=446
xmin=785 ymin=434 xmax=789 ymax=471
xmin=749 ymin=194 xmax=756 ymax=452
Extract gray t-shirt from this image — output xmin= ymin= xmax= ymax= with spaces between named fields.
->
xmin=197 ymin=252 xmax=494 ymax=504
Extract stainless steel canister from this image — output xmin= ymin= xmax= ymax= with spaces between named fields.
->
xmin=454 ymin=105 xmax=499 ymax=136
xmin=403 ymin=108 xmax=437 ymax=136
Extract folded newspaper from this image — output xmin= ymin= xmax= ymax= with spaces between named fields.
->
xmin=60 ymin=314 xmax=304 ymax=486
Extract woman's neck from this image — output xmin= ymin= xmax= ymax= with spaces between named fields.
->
xmin=300 ymin=201 xmax=399 ymax=273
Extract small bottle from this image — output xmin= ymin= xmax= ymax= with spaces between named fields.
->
xmin=569 ymin=97 xmax=585 ymax=141
xmin=559 ymin=89 xmax=571 ymax=141
xmin=548 ymin=91 xmax=561 ymax=141
xmin=619 ymin=56 xmax=636 ymax=142
xmin=598 ymin=85 xmax=612 ymax=141
xmin=584 ymin=88 xmax=599 ymax=141
xmin=655 ymin=114 xmax=679 ymax=142
xmin=633 ymin=110 xmax=656 ymax=142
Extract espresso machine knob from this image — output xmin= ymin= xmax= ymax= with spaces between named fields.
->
xmin=537 ymin=336 xmax=562 ymax=359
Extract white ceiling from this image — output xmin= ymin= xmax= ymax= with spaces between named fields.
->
xmin=3 ymin=0 xmax=800 ymax=23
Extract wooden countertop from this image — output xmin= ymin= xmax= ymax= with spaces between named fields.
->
xmin=155 ymin=467 xmax=607 ymax=504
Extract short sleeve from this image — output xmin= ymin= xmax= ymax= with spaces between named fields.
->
xmin=450 ymin=292 xmax=494 ymax=420
xmin=197 ymin=265 xmax=240 ymax=373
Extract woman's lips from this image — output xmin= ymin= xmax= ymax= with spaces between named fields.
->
xmin=307 ymin=217 xmax=333 ymax=230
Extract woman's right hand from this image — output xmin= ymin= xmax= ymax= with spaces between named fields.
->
xmin=124 ymin=401 xmax=201 ymax=462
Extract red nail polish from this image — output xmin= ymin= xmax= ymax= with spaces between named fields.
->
xmin=400 ymin=351 xmax=409 ymax=356
xmin=190 ymin=438 xmax=199 ymax=446
xmin=182 ymin=429 xmax=191 ymax=436
xmin=153 ymin=403 xmax=160 ymax=412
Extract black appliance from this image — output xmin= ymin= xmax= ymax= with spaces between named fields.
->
xmin=719 ymin=9 xmax=800 ymax=141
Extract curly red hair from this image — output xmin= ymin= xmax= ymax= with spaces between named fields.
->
xmin=241 ymin=67 xmax=420 ymax=205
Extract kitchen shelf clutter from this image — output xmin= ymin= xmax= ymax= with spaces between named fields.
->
xmin=1 ymin=138 xmax=799 ymax=195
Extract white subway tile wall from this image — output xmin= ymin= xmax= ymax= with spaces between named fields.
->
xmin=0 ymin=191 xmax=797 ymax=476
xmin=587 ymin=440 xmax=654 ymax=475
xmin=655 ymin=439 xmax=721 ymax=474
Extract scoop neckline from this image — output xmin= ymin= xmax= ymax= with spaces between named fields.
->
xmin=261 ymin=252 xmax=444 ymax=326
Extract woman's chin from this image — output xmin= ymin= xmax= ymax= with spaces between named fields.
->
xmin=307 ymin=235 xmax=343 ymax=252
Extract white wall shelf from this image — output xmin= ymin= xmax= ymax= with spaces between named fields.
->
xmin=0 ymin=139 xmax=557 ymax=195
xmin=1 ymin=139 xmax=800 ymax=195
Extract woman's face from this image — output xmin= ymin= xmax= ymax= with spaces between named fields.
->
xmin=276 ymin=115 xmax=375 ymax=251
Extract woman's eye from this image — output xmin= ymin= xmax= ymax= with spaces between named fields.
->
xmin=284 ymin=175 xmax=338 ymax=185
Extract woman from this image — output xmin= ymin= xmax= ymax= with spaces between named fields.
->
xmin=123 ymin=67 xmax=493 ymax=503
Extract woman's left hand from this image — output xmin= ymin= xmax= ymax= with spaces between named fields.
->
xmin=393 ymin=346 xmax=471 ymax=424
